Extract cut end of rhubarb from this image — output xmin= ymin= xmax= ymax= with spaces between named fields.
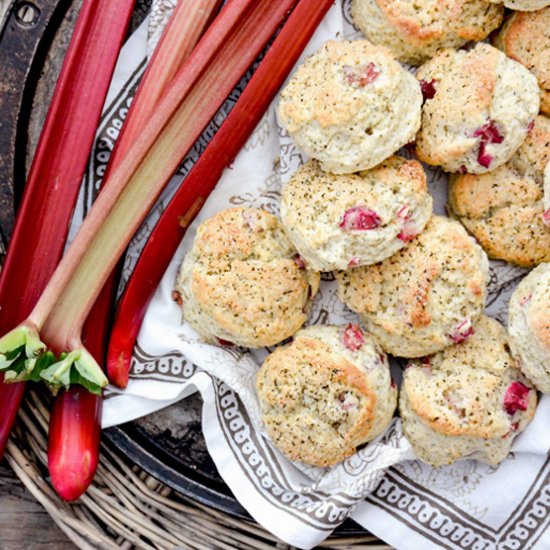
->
xmin=40 ymin=348 xmax=108 ymax=395
xmin=106 ymin=351 xmax=131 ymax=389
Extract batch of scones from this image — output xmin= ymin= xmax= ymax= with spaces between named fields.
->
xmin=176 ymin=0 xmax=549 ymax=468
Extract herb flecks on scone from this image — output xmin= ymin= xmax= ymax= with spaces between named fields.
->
xmin=256 ymin=324 xmax=397 ymax=467
xmin=337 ymin=216 xmax=489 ymax=358
xmin=281 ymin=156 xmax=432 ymax=271
xmin=494 ymin=7 xmax=550 ymax=116
xmin=415 ymin=43 xmax=539 ymax=173
xmin=449 ymin=115 xmax=550 ymax=267
xmin=277 ymin=39 xmax=422 ymax=174
xmin=508 ymin=263 xmax=550 ymax=394
xmin=176 ymin=207 xmax=320 ymax=348
xmin=351 ymin=0 xmax=503 ymax=65
xmin=400 ymin=316 xmax=537 ymax=467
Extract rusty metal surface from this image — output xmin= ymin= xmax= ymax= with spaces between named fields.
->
xmin=0 ymin=0 xmax=151 ymax=259
xmin=0 ymin=0 xmax=73 ymax=256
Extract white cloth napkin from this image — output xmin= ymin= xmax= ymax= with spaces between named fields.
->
xmin=68 ymin=2 xmax=550 ymax=548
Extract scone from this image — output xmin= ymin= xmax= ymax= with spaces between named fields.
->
xmin=277 ymin=40 xmax=422 ymax=174
xmin=400 ymin=316 xmax=537 ymax=467
xmin=508 ymin=263 xmax=550 ymax=393
xmin=256 ymin=324 xmax=397 ymax=467
xmin=489 ymin=0 xmax=550 ymax=10
xmin=337 ymin=216 xmax=489 ymax=358
xmin=280 ymin=157 xmax=433 ymax=271
xmin=448 ymin=115 xmax=550 ymax=267
xmin=415 ymin=43 xmax=540 ymax=173
xmin=351 ymin=0 xmax=503 ymax=66
xmin=494 ymin=8 xmax=550 ymax=116
xmin=176 ymin=207 xmax=320 ymax=348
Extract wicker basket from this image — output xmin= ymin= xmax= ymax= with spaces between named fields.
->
xmin=5 ymin=387 xmax=391 ymax=549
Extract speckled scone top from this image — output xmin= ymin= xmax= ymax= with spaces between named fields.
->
xmin=176 ymin=207 xmax=320 ymax=348
xmin=489 ymin=0 xmax=550 ymax=11
xmin=449 ymin=115 xmax=550 ymax=267
xmin=337 ymin=216 xmax=489 ymax=358
xmin=415 ymin=43 xmax=540 ymax=174
xmin=509 ymin=263 xmax=550 ymax=393
xmin=280 ymin=157 xmax=433 ymax=271
xmin=400 ymin=316 xmax=537 ymax=467
xmin=494 ymin=8 xmax=550 ymax=116
xmin=277 ymin=40 xmax=422 ymax=174
xmin=256 ymin=325 xmax=397 ymax=467
xmin=351 ymin=0 xmax=503 ymax=65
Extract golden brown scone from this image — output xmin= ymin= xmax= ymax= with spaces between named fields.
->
xmin=449 ymin=115 xmax=550 ymax=267
xmin=280 ymin=157 xmax=432 ymax=271
xmin=276 ymin=40 xmax=422 ymax=174
xmin=489 ymin=0 xmax=550 ymax=11
xmin=351 ymin=0 xmax=503 ymax=65
xmin=508 ymin=263 xmax=550 ymax=393
xmin=493 ymin=8 xmax=550 ymax=116
xmin=336 ymin=216 xmax=489 ymax=358
xmin=400 ymin=316 xmax=537 ymax=467
xmin=415 ymin=43 xmax=539 ymax=173
xmin=256 ymin=325 xmax=397 ymax=467
xmin=176 ymin=208 xmax=320 ymax=348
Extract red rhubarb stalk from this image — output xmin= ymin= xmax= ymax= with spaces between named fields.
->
xmin=0 ymin=0 xmax=135 ymax=459
xmin=49 ymin=0 xmax=222 ymax=502
xmin=0 ymin=0 xmax=299 ymax=394
xmin=107 ymin=0 xmax=334 ymax=387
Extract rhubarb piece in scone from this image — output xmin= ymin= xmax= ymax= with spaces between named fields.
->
xmin=415 ymin=43 xmax=540 ymax=174
xmin=494 ymin=8 xmax=550 ymax=116
xmin=448 ymin=115 xmax=550 ymax=267
xmin=176 ymin=207 xmax=320 ymax=348
xmin=400 ymin=316 xmax=537 ymax=467
xmin=276 ymin=40 xmax=422 ymax=174
xmin=280 ymin=157 xmax=432 ymax=271
xmin=256 ymin=325 xmax=397 ymax=467
xmin=508 ymin=263 xmax=550 ymax=393
xmin=351 ymin=0 xmax=503 ymax=66
xmin=489 ymin=0 xmax=550 ymax=11
xmin=336 ymin=216 xmax=489 ymax=357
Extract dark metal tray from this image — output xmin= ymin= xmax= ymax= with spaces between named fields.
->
xmin=0 ymin=0 xmax=365 ymax=535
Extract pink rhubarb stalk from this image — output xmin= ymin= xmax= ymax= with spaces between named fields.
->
xmin=0 ymin=0 xmax=135 ymax=458
xmin=0 ymin=0 xmax=300 ymax=393
xmin=106 ymin=0 xmax=334 ymax=387
xmin=47 ymin=0 xmax=223 ymax=501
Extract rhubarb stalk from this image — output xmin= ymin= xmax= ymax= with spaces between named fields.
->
xmin=0 ymin=0 xmax=298 ymax=393
xmin=107 ymin=0 xmax=335 ymax=387
xmin=48 ymin=0 xmax=223 ymax=501
xmin=0 ymin=0 xmax=135 ymax=458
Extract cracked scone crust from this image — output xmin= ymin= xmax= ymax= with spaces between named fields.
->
xmin=280 ymin=157 xmax=432 ymax=271
xmin=415 ymin=43 xmax=539 ymax=174
xmin=176 ymin=208 xmax=320 ymax=348
xmin=494 ymin=8 xmax=550 ymax=116
xmin=448 ymin=115 xmax=550 ymax=267
xmin=489 ymin=0 xmax=550 ymax=10
xmin=400 ymin=316 xmax=537 ymax=467
xmin=256 ymin=325 xmax=397 ymax=467
xmin=276 ymin=40 xmax=422 ymax=174
xmin=351 ymin=0 xmax=503 ymax=66
xmin=336 ymin=216 xmax=489 ymax=358
xmin=508 ymin=263 xmax=550 ymax=393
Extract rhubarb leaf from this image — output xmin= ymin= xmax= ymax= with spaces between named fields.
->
xmin=40 ymin=349 xmax=107 ymax=395
xmin=0 ymin=325 xmax=49 ymax=382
